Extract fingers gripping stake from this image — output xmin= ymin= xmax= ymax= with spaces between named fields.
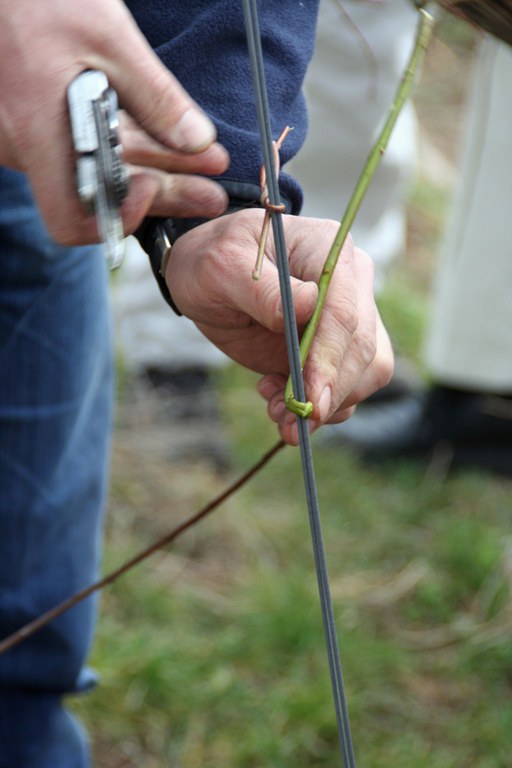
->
xmin=68 ymin=70 xmax=129 ymax=268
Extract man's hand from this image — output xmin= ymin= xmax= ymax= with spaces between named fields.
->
xmin=166 ymin=210 xmax=394 ymax=445
xmin=0 ymin=0 xmax=229 ymax=244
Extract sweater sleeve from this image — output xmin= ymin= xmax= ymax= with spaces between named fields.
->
xmin=124 ymin=0 xmax=320 ymax=213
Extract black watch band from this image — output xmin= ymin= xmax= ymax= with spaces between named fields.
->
xmin=134 ymin=216 xmax=204 ymax=315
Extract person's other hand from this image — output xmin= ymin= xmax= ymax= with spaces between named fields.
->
xmin=0 ymin=0 xmax=229 ymax=244
xmin=166 ymin=209 xmax=394 ymax=445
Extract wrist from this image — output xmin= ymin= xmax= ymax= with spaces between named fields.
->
xmin=135 ymin=180 xmax=293 ymax=314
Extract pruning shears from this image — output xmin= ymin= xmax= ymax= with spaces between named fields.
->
xmin=67 ymin=69 xmax=129 ymax=268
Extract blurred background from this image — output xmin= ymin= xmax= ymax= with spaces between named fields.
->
xmin=72 ymin=13 xmax=512 ymax=767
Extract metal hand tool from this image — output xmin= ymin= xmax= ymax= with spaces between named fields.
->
xmin=68 ymin=69 xmax=129 ymax=268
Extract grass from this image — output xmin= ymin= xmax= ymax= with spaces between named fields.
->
xmin=73 ymin=356 xmax=512 ymax=767
xmin=73 ymin=367 xmax=512 ymax=766
xmin=71 ymin=13 xmax=512 ymax=768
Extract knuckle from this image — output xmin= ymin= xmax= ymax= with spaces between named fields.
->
xmin=130 ymin=69 xmax=180 ymax=129
xmin=354 ymin=244 xmax=373 ymax=268
xmin=354 ymin=328 xmax=377 ymax=368
xmin=335 ymin=296 xmax=359 ymax=337
xmin=375 ymin=353 xmax=395 ymax=390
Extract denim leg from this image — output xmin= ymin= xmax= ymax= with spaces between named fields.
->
xmin=0 ymin=168 xmax=113 ymax=767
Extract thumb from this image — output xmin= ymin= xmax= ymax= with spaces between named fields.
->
xmin=243 ymin=265 xmax=319 ymax=334
xmin=102 ymin=7 xmax=217 ymax=153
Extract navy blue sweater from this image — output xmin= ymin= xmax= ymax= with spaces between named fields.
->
xmin=125 ymin=1 xmax=320 ymax=213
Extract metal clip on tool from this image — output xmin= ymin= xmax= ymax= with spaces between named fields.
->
xmin=67 ymin=70 xmax=129 ymax=268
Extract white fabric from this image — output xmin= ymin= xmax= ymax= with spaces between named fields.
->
xmin=425 ymin=37 xmax=512 ymax=391
xmin=112 ymin=237 xmax=229 ymax=372
xmin=288 ymin=0 xmax=419 ymax=289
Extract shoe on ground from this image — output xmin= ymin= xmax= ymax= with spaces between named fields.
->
xmin=316 ymin=385 xmax=512 ymax=479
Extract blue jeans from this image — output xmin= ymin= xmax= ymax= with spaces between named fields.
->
xmin=0 ymin=168 xmax=113 ymax=767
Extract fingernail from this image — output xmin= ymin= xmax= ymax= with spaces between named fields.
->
xmin=170 ymin=109 xmax=216 ymax=152
xmin=318 ymin=387 xmax=331 ymax=421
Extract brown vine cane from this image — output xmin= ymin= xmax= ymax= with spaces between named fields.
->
xmin=0 ymin=440 xmax=285 ymax=656
xmin=431 ymin=0 xmax=512 ymax=46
